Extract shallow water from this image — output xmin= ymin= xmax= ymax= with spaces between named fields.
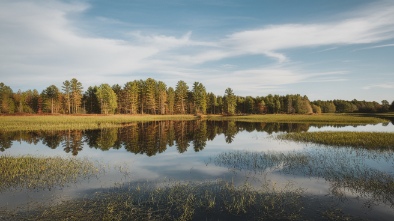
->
xmin=1 ymin=120 xmax=394 ymax=220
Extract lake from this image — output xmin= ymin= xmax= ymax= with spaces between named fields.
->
xmin=1 ymin=120 xmax=394 ymax=220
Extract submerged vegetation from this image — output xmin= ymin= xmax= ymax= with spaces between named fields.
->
xmin=277 ymin=131 xmax=394 ymax=150
xmin=214 ymin=149 xmax=394 ymax=208
xmin=0 ymin=180 xmax=305 ymax=221
xmin=0 ymin=155 xmax=98 ymax=191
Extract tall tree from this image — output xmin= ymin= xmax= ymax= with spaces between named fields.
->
xmin=44 ymin=85 xmax=60 ymax=114
xmin=157 ymin=81 xmax=167 ymax=114
xmin=96 ymin=84 xmax=117 ymax=114
xmin=70 ymin=78 xmax=83 ymax=114
xmin=167 ymin=87 xmax=175 ymax=115
xmin=192 ymin=82 xmax=207 ymax=114
xmin=123 ymin=81 xmax=139 ymax=114
xmin=112 ymin=84 xmax=122 ymax=114
xmin=62 ymin=80 xmax=71 ymax=114
xmin=143 ymin=78 xmax=157 ymax=114
xmin=175 ymin=80 xmax=189 ymax=114
xmin=224 ymin=88 xmax=236 ymax=115
xmin=83 ymin=86 xmax=100 ymax=114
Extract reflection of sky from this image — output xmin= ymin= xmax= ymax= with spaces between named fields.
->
xmin=1 ymin=123 xmax=394 ymax=219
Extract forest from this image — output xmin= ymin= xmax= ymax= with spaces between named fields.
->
xmin=0 ymin=79 xmax=393 ymax=115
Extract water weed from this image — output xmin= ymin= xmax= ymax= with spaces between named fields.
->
xmin=2 ymin=180 xmax=304 ymax=221
xmin=0 ymin=155 xmax=98 ymax=191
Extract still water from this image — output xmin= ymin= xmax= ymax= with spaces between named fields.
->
xmin=1 ymin=121 xmax=394 ymax=220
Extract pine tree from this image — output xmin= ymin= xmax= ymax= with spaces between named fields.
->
xmin=175 ymin=80 xmax=189 ymax=114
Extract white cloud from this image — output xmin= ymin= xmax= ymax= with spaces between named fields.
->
xmin=0 ymin=0 xmax=393 ymax=97
xmin=363 ymin=83 xmax=394 ymax=90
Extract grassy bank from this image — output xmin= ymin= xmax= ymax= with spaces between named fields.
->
xmin=0 ymin=114 xmax=197 ymax=131
xmin=207 ymin=114 xmax=388 ymax=124
xmin=0 ymin=155 xmax=98 ymax=191
xmin=0 ymin=114 xmax=388 ymax=132
xmin=277 ymin=131 xmax=394 ymax=150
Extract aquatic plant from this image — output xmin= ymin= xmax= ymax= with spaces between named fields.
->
xmin=3 ymin=180 xmax=304 ymax=221
xmin=0 ymin=155 xmax=98 ymax=191
xmin=214 ymin=149 xmax=394 ymax=207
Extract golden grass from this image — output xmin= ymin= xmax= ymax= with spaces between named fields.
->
xmin=0 ymin=113 xmax=388 ymax=132
xmin=277 ymin=131 xmax=394 ymax=150
xmin=206 ymin=114 xmax=388 ymax=124
xmin=0 ymin=115 xmax=197 ymax=132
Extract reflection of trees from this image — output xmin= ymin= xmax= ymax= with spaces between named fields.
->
xmin=96 ymin=128 xmax=118 ymax=151
xmin=121 ymin=125 xmax=140 ymax=153
xmin=192 ymin=121 xmax=207 ymax=152
xmin=224 ymin=121 xmax=237 ymax=144
xmin=175 ymin=121 xmax=189 ymax=153
xmin=42 ymin=131 xmax=63 ymax=149
xmin=63 ymin=130 xmax=83 ymax=156
xmin=0 ymin=121 xmax=355 ymax=156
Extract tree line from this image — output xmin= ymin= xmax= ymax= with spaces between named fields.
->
xmin=0 ymin=79 xmax=393 ymax=115
xmin=0 ymin=121 xmax=321 ymax=155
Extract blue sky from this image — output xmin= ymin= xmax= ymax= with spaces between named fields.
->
xmin=0 ymin=0 xmax=393 ymax=102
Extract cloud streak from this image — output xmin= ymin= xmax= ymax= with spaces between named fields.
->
xmin=0 ymin=0 xmax=394 ymax=99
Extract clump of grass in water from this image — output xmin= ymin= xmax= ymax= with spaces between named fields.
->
xmin=214 ymin=150 xmax=394 ymax=208
xmin=0 ymin=155 xmax=98 ymax=191
xmin=7 ymin=180 xmax=304 ymax=221
xmin=277 ymin=131 xmax=394 ymax=150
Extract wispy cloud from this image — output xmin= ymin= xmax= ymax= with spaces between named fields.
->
xmin=354 ymin=43 xmax=394 ymax=51
xmin=363 ymin=83 xmax=394 ymax=90
xmin=0 ymin=0 xmax=394 ymax=96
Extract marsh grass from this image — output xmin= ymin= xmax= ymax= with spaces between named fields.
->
xmin=4 ymin=180 xmax=304 ymax=221
xmin=0 ymin=115 xmax=197 ymax=132
xmin=277 ymin=131 xmax=394 ymax=150
xmin=206 ymin=114 xmax=388 ymax=124
xmin=214 ymin=150 xmax=394 ymax=207
xmin=0 ymin=114 xmax=387 ymax=132
xmin=0 ymin=155 xmax=98 ymax=191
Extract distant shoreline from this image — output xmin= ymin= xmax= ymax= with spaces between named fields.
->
xmin=0 ymin=114 xmax=389 ymax=132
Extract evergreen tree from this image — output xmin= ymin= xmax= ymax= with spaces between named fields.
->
xmin=123 ymin=81 xmax=139 ymax=114
xmin=43 ymin=85 xmax=60 ymax=114
xmin=192 ymin=82 xmax=207 ymax=114
xmin=157 ymin=81 xmax=167 ymax=114
xmin=62 ymin=80 xmax=71 ymax=114
xmin=70 ymin=78 xmax=83 ymax=114
xmin=96 ymin=84 xmax=117 ymax=114
xmin=224 ymin=88 xmax=236 ymax=115
xmin=175 ymin=80 xmax=189 ymax=114
xmin=167 ymin=87 xmax=175 ymax=115
xmin=83 ymin=86 xmax=100 ymax=114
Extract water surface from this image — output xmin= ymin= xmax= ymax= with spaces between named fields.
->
xmin=1 ymin=121 xmax=393 ymax=220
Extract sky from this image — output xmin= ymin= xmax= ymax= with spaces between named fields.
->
xmin=0 ymin=0 xmax=393 ymax=102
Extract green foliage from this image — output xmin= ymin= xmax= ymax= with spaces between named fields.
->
xmin=224 ymin=87 xmax=236 ymax=115
xmin=83 ymin=86 xmax=100 ymax=114
xmin=175 ymin=80 xmax=189 ymax=114
xmin=0 ymin=79 xmax=391 ymax=116
xmin=192 ymin=82 xmax=207 ymax=114
xmin=96 ymin=84 xmax=118 ymax=114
